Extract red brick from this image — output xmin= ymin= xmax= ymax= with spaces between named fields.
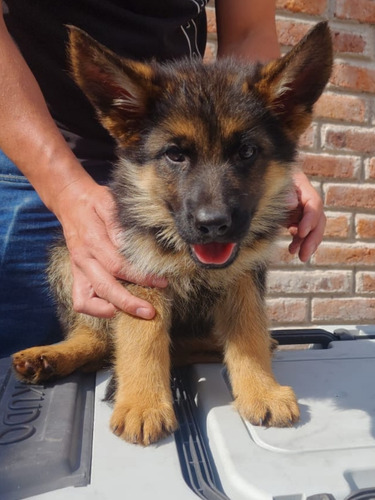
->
xmin=356 ymin=272 xmax=375 ymax=293
xmin=322 ymin=126 xmax=375 ymax=154
xmin=325 ymin=184 xmax=375 ymax=210
xmin=325 ymin=213 xmax=352 ymax=238
xmin=355 ymin=215 xmax=375 ymax=239
xmin=312 ymin=297 xmax=375 ymax=322
xmin=300 ymin=153 xmax=359 ymax=179
xmin=332 ymin=29 xmax=368 ymax=56
xmin=330 ymin=63 xmax=375 ymax=93
xmin=270 ymin=242 xmax=304 ymax=266
xmin=299 ymin=124 xmax=316 ymax=149
xmin=276 ymin=0 xmax=327 ymax=15
xmin=276 ymin=19 xmax=312 ymax=47
xmin=267 ymin=270 xmax=351 ymax=294
xmin=335 ymin=0 xmax=375 ymax=24
xmin=365 ymin=158 xmax=375 ymax=179
xmin=314 ymin=93 xmax=367 ymax=123
xmin=276 ymin=21 xmax=368 ymax=56
xmin=312 ymin=242 xmax=375 ymax=266
xmin=266 ymin=298 xmax=308 ymax=324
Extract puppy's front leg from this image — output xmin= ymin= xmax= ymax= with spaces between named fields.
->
xmin=110 ymin=286 xmax=177 ymax=445
xmin=219 ymin=274 xmax=300 ymax=427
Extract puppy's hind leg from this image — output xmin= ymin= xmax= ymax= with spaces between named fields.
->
xmin=171 ymin=336 xmax=224 ymax=367
xmin=13 ymin=319 xmax=111 ymax=384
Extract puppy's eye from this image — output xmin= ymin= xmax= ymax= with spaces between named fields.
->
xmin=165 ymin=146 xmax=186 ymax=163
xmin=238 ymin=144 xmax=257 ymax=161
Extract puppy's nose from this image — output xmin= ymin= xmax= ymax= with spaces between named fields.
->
xmin=194 ymin=207 xmax=231 ymax=238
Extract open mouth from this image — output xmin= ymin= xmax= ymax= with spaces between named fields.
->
xmin=191 ymin=242 xmax=238 ymax=267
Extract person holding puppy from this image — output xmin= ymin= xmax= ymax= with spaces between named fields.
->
xmin=0 ymin=0 xmax=325 ymax=356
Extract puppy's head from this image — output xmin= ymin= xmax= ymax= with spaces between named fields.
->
xmin=68 ymin=23 xmax=332 ymax=269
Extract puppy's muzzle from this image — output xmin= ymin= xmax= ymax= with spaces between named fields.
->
xmin=193 ymin=206 xmax=232 ymax=239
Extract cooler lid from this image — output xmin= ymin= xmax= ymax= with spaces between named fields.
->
xmin=185 ymin=338 xmax=375 ymax=500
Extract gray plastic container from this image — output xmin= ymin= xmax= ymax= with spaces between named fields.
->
xmin=1 ymin=325 xmax=375 ymax=499
xmin=0 ymin=359 xmax=94 ymax=499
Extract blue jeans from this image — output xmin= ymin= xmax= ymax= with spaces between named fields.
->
xmin=0 ymin=151 xmax=63 ymax=358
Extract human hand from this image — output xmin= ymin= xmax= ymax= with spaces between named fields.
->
xmin=285 ymin=170 xmax=326 ymax=262
xmin=55 ymin=178 xmax=167 ymax=319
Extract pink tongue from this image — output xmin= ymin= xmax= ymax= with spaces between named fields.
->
xmin=192 ymin=242 xmax=236 ymax=265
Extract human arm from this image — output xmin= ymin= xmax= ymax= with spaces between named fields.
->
xmin=215 ymin=0 xmax=326 ymax=260
xmin=215 ymin=0 xmax=280 ymax=62
xmin=0 ymin=7 xmax=166 ymax=319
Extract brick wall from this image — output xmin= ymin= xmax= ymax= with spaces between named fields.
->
xmin=206 ymin=0 xmax=375 ymax=326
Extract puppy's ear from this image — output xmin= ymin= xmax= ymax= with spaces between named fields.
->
xmin=255 ymin=22 xmax=333 ymax=139
xmin=67 ymin=26 xmax=158 ymax=145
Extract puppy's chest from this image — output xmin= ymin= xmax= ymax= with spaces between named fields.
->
xmin=169 ymin=285 xmax=223 ymax=340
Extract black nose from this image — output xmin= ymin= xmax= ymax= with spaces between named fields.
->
xmin=194 ymin=207 xmax=232 ymax=238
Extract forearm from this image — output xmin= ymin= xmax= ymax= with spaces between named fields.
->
xmin=215 ymin=0 xmax=280 ymax=62
xmin=0 ymin=12 xmax=95 ymax=220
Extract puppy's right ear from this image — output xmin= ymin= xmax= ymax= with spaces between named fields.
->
xmin=67 ymin=26 xmax=159 ymax=146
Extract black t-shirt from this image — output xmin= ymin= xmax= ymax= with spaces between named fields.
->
xmin=3 ymin=0 xmax=208 ymax=170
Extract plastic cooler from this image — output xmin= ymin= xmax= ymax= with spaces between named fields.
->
xmin=1 ymin=325 xmax=375 ymax=500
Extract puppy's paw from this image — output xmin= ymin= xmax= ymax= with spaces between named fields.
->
xmin=235 ymin=384 xmax=300 ymax=427
xmin=12 ymin=348 xmax=57 ymax=384
xmin=110 ymin=401 xmax=178 ymax=446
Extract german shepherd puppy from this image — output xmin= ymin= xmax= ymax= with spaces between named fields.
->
xmin=13 ymin=23 xmax=332 ymax=445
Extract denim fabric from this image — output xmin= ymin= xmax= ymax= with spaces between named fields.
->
xmin=0 ymin=151 xmax=63 ymax=357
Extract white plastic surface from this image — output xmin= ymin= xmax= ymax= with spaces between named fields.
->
xmin=189 ymin=337 xmax=375 ymax=500
xmin=29 ymin=371 xmax=196 ymax=500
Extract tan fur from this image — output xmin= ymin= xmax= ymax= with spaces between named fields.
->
xmin=109 ymin=287 xmax=177 ymax=445
xmin=13 ymin=324 xmax=110 ymax=384
xmin=12 ymin=22 xmax=333 ymax=445
xmin=218 ymin=275 xmax=299 ymax=426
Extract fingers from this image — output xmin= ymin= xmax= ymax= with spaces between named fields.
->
xmin=298 ymin=211 xmax=326 ymax=262
xmin=71 ymin=264 xmax=156 ymax=319
xmin=288 ymin=210 xmax=326 ymax=262
xmin=71 ymin=266 xmax=117 ymax=318
xmin=287 ymin=170 xmax=326 ymax=262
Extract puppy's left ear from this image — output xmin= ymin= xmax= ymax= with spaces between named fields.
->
xmin=67 ymin=26 xmax=160 ymax=146
xmin=255 ymin=22 xmax=333 ymax=139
